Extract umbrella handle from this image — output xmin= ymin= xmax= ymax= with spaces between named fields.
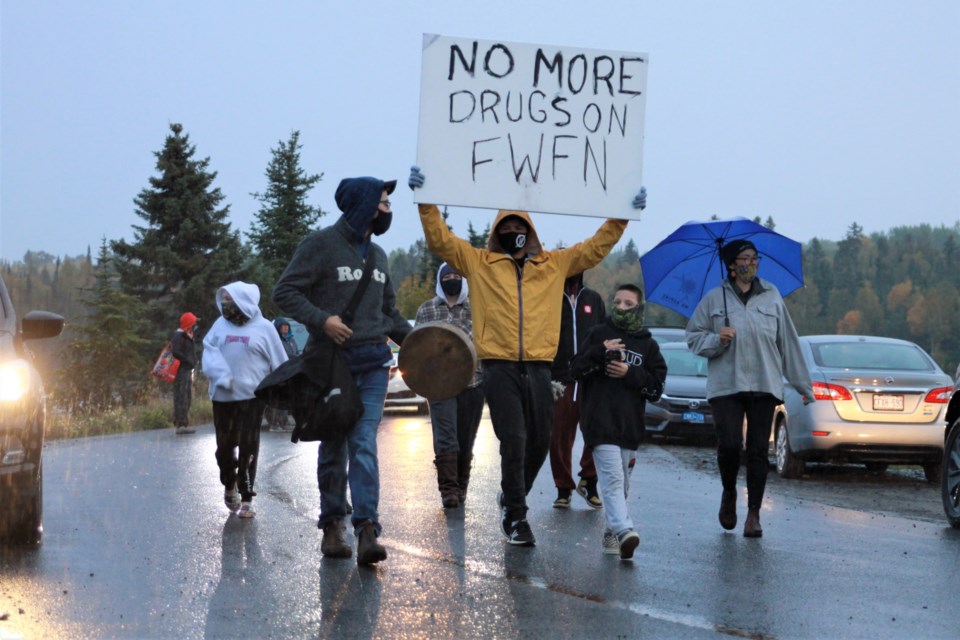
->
xmin=717 ymin=238 xmax=730 ymax=327
xmin=722 ymin=287 xmax=730 ymax=327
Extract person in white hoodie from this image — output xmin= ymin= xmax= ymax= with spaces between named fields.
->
xmin=202 ymin=282 xmax=289 ymax=518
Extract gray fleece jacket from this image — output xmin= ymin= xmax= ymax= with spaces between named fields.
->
xmin=272 ymin=177 xmax=410 ymax=371
xmin=685 ymin=277 xmax=813 ymax=402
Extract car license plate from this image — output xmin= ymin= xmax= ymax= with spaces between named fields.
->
xmin=682 ymin=412 xmax=705 ymax=424
xmin=873 ymin=394 xmax=904 ymax=411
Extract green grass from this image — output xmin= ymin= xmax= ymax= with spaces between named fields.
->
xmin=46 ymin=381 xmax=215 ymax=440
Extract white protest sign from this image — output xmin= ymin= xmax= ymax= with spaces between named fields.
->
xmin=415 ymin=34 xmax=648 ymax=219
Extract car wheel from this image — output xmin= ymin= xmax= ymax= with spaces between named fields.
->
xmin=942 ymin=419 xmax=960 ymax=528
xmin=775 ymin=422 xmax=804 ymax=479
xmin=2 ymin=461 xmax=44 ymax=545
xmin=864 ymin=462 xmax=889 ymax=473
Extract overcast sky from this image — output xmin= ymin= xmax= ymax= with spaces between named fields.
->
xmin=2 ymin=1 xmax=957 ymax=264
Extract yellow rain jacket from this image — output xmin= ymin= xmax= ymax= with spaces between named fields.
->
xmin=419 ymin=204 xmax=627 ymax=362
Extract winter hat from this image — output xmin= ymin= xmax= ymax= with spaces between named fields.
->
xmin=438 ymin=263 xmax=460 ymax=281
xmin=720 ymin=239 xmax=757 ymax=267
xmin=179 ymin=312 xmax=199 ymax=331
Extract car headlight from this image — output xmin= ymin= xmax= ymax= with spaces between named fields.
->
xmin=0 ymin=359 xmax=31 ymax=402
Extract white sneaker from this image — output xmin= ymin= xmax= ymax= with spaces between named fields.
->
xmin=224 ymin=484 xmax=241 ymax=513
xmin=238 ymin=502 xmax=256 ymax=518
xmin=602 ymin=530 xmax=620 ymax=555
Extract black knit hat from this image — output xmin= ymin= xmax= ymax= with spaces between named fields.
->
xmin=720 ymin=239 xmax=757 ymax=267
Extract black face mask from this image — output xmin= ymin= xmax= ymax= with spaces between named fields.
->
xmin=498 ymin=231 xmax=527 ymax=254
xmin=440 ymin=279 xmax=463 ymax=297
xmin=371 ymin=211 xmax=392 ymax=236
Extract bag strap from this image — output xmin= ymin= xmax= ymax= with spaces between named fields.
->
xmin=339 ymin=254 xmax=376 ymax=327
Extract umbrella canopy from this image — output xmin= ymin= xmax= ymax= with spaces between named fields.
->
xmin=640 ymin=217 xmax=803 ymax=318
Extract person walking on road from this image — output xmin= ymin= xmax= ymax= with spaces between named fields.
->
xmin=266 ymin=318 xmax=299 ymax=433
xmin=570 ymin=284 xmax=667 ymax=560
xmin=202 ymin=282 xmax=289 ymax=519
xmin=171 ymin=312 xmax=200 ymax=435
xmin=415 ymin=263 xmax=485 ymax=509
xmin=409 ymin=165 xmax=646 ymax=547
xmin=686 ymin=239 xmax=814 ymax=538
xmin=549 ymin=271 xmax=605 ymax=510
xmin=273 ymin=176 xmax=411 ymax=565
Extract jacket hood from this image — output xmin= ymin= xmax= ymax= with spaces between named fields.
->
xmin=216 ymin=281 xmax=262 ymax=320
xmin=434 ymin=262 xmax=469 ymax=305
xmin=334 ymin=176 xmax=396 ymax=237
xmin=273 ymin=317 xmax=294 ymax=339
xmin=487 ymin=210 xmax=543 ymax=256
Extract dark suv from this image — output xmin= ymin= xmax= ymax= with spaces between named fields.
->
xmin=0 ymin=275 xmax=64 ymax=544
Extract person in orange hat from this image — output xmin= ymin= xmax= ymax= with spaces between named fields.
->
xmin=171 ymin=311 xmax=200 ymax=434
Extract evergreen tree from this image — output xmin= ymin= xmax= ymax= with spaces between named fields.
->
xmin=57 ymin=239 xmax=152 ymax=413
xmin=112 ymin=123 xmax=249 ymax=343
xmin=248 ymin=130 xmax=324 ymax=287
xmin=467 ymin=221 xmax=490 ymax=249
xmin=764 ymin=216 xmax=776 ymax=230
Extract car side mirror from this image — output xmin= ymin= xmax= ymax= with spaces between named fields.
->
xmin=22 ymin=310 xmax=65 ymax=340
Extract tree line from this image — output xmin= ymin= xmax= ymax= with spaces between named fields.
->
xmin=3 ymin=123 xmax=957 ymax=413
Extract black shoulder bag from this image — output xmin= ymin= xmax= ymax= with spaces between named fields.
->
xmin=255 ymin=256 xmax=376 ymax=443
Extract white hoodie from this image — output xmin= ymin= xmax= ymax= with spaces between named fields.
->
xmin=202 ymin=281 xmax=289 ymax=401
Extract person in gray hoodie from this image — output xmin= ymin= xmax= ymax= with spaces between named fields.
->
xmin=202 ymin=282 xmax=289 ymax=519
xmin=273 ymin=176 xmax=411 ymax=565
xmin=686 ymin=239 xmax=814 ymax=538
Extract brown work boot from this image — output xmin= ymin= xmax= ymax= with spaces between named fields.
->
xmin=321 ymin=520 xmax=352 ymax=559
xmin=743 ymin=508 xmax=763 ymax=538
xmin=356 ymin=521 xmax=387 ymax=565
xmin=435 ymin=453 xmax=460 ymax=509
xmin=719 ymin=489 xmax=737 ymax=530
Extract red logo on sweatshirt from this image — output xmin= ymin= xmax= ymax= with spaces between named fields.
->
xmin=584 ymin=305 xmax=593 ymax=314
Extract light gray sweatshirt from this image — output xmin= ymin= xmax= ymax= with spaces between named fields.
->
xmin=686 ymin=277 xmax=814 ymax=402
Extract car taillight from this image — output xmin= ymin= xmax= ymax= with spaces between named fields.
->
xmin=923 ymin=387 xmax=952 ymax=404
xmin=812 ymin=381 xmax=853 ymax=401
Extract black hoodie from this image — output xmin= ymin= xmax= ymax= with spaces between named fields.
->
xmin=273 ymin=176 xmax=410 ymax=372
xmin=570 ymin=320 xmax=668 ymax=450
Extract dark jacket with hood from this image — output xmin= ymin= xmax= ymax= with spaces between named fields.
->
xmin=550 ymin=275 xmax=606 ymax=383
xmin=273 ymin=318 xmax=299 ymax=359
xmin=273 ymin=176 xmax=410 ymax=372
xmin=570 ymin=320 xmax=667 ymax=450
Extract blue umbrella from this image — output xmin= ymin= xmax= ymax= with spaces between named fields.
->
xmin=639 ymin=217 xmax=803 ymax=318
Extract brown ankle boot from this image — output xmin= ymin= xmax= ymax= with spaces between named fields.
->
xmin=321 ymin=520 xmax=352 ymax=558
xmin=356 ymin=521 xmax=387 ymax=565
xmin=743 ymin=508 xmax=763 ymax=538
xmin=719 ymin=489 xmax=737 ymax=530
xmin=435 ymin=453 xmax=460 ymax=509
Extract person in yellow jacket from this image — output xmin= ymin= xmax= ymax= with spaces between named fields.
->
xmin=408 ymin=166 xmax=647 ymax=546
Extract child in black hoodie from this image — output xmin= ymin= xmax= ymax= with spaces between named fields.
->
xmin=570 ymin=284 xmax=667 ymax=560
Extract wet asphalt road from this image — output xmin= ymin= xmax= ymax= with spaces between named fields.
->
xmin=1 ymin=412 xmax=959 ymax=639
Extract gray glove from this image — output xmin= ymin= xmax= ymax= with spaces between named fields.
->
xmin=408 ymin=165 xmax=425 ymax=190
xmin=632 ymin=186 xmax=647 ymax=210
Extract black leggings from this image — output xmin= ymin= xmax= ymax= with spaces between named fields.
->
xmin=213 ymin=399 xmax=265 ymax=502
xmin=710 ymin=393 xmax=779 ymax=510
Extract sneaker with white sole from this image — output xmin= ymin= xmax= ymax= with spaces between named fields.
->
xmin=618 ymin=529 xmax=640 ymax=560
xmin=602 ymin=530 xmax=620 ymax=555
xmin=238 ymin=502 xmax=256 ymax=518
xmin=504 ymin=519 xmax=536 ymax=546
xmin=224 ymin=485 xmax=241 ymax=513
xmin=553 ymin=489 xmax=572 ymax=509
xmin=576 ymin=478 xmax=602 ymax=509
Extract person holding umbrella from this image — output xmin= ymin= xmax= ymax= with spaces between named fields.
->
xmin=685 ymin=239 xmax=814 ymax=538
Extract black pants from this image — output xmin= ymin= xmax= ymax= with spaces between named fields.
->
xmin=710 ymin=393 xmax=779 ymax=510
xmin=172 ymin=368 xmax=192 ymax=427
xmin=213 ymin=399 xmax=265 ymax=502
xmin=482 ymin=361 xmax=554 ymax=521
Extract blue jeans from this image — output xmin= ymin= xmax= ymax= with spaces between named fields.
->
xmin=317 ymin=366 xmax=388 ymax=535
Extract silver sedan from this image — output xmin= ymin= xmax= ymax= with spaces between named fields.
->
xmin=776 ymin=335 xmax=953 ymax=481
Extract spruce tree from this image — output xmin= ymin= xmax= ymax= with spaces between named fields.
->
xmin=112 ymin=123 xmax=249 ymax=342
xmin=58 ymin=239 xmax=152 ymax=413
xmin=248 ymin=130 xmax=324 ymax=287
